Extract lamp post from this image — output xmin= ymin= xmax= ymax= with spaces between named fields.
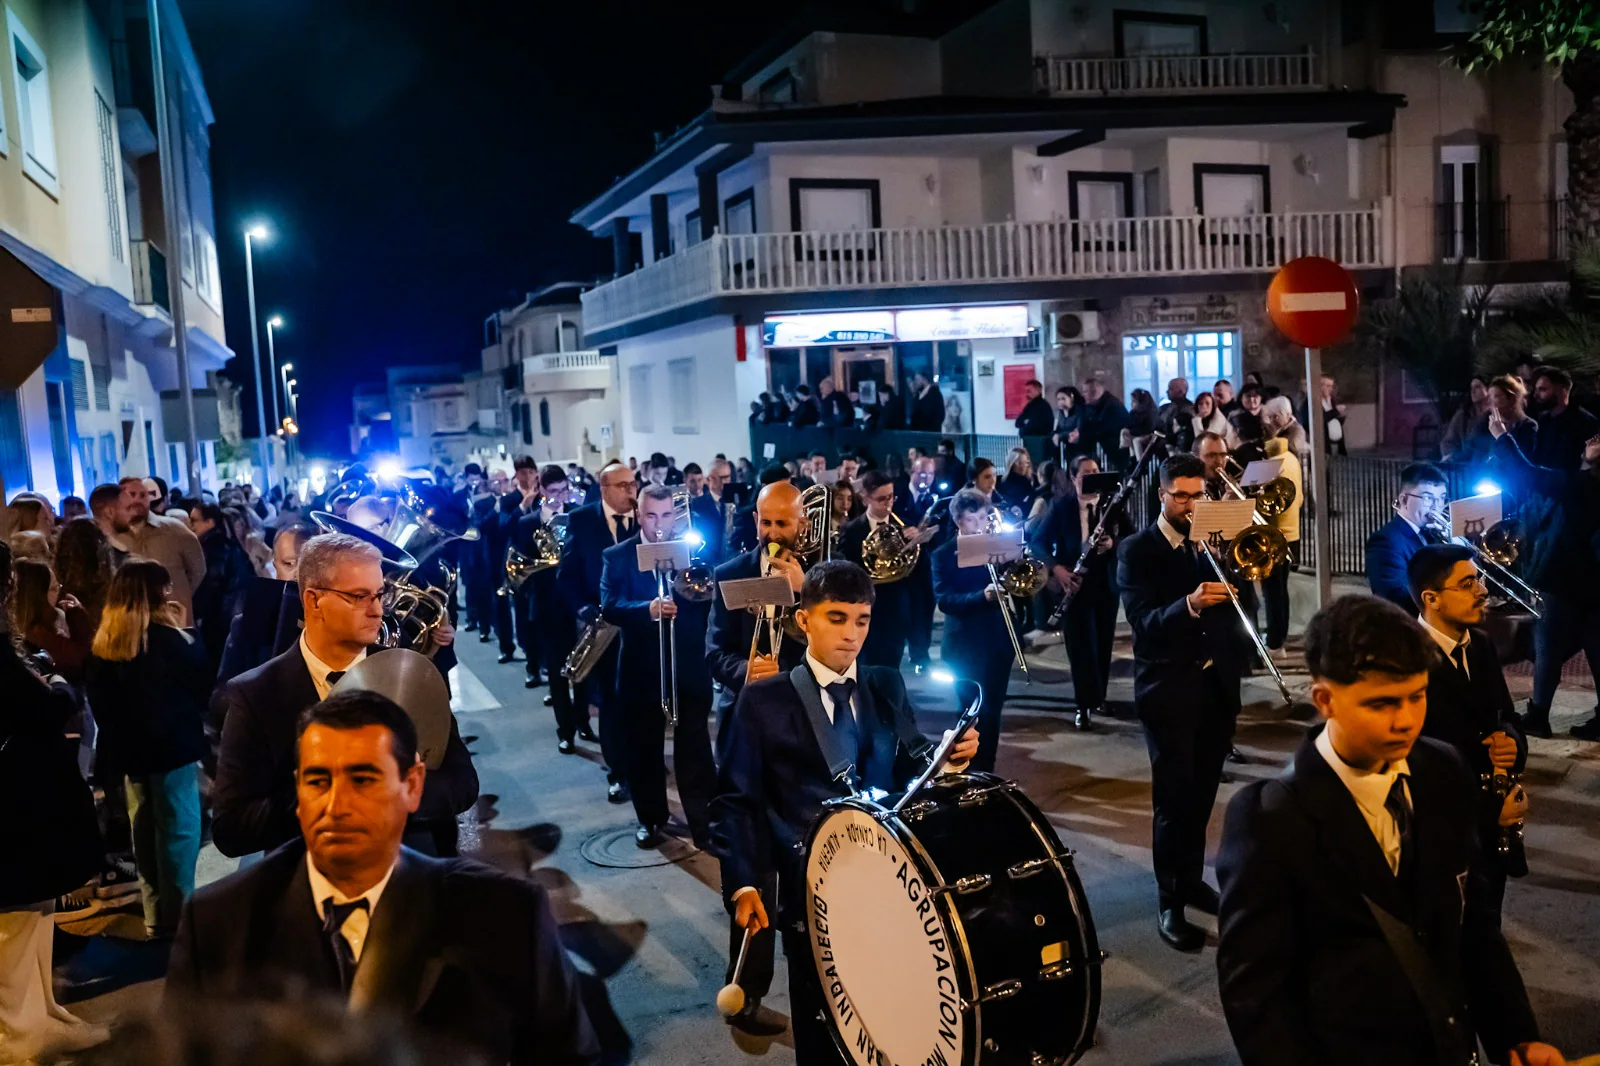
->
xmin=243 ymin=223 xmax=273 ymax=492
xmin=266 ymin=315 xmax=283 ymax=433
xmin=279 ymin=361 xmax=294 ymax=470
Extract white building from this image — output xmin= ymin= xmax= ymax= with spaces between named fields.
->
xmin=482 ymin=282 xmax=620 ymax=469
xmin=570 ymin=0 xmax=1573 ymax=462
xmin=0 ymin=0 xmax=233 ymax=502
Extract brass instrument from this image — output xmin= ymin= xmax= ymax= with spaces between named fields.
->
xmin=1219 ymin=457 xmax=1297 ymax=526
xmin=563 ymin=615 xmax=618 ymax=683
xmin=794 ymin=483 xmax=833 ymax=565
xmin=983 ymin=507 xmax=1047 ymax=684
xmin=861 ymin=512 xmax=919 ymax=583
xmin=746 ymin=541 xmax=803 ymax=675
xmin=650 ymin=490 xmax=719 ymax=726
xmin=1195 ymin=522 xmax=1295 ymax=705
xmin=1414 ymin=501 xmax=1543 ymax=618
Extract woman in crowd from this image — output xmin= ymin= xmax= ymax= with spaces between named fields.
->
xmin=829 ymin=480 xmax=857 ymax=534
xmin=0 ymin=543 xmax=108 ymax=1061
xmin=4 ymin=494 xmax=55 ymax=539
xmin=55 ymin=518 xmax=115 ymax=631
xmin=996 ymin=447 xmax=1035 ymax=516
xmin=85 ymin=560 xmax=209 ymax=940
xmin=969 ymin=457 xmax=999 ymax=498
xmin=191 ymin=503 xmax=253 ymax=678
xmin=226 ymin=505 xmax=274 ymax=576
xmin=1466 ymin=373 xmax=1539 ymax=463
xmin=11 ymin=559 xmax=94 ymax=687
xmin=1052 ymin=386 xmax=1084 ymax=462
xmin=1261 ymin=395 xmax=1311 ymax=466
xmin=1259 ymin=435 xmax=1303 ymax=662
xmin=1441 ymin=375 xmax=1490 ymax=461
xmin=1125 ymin=388 xmax=1157 ymax=458
xmin=1191 ymin=390 xmax=1229 ymax=441
xmin=1027 ymin=459 xmax=1062 ymax=528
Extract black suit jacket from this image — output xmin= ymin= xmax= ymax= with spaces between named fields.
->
xmin=166 ymin=842 xmax=599 ymax=1066
xmin=689 ymin=493 xmax=733 ymax=566
xmin=705 ymin=548 xmax=807 ymax=720
xmin=1115 ymin=522 xmax=1242 ymax=713
xmin=710 ymin=664 xmax=933 ymax=919
xmin=1217 ymin=732 xmax=1538 ymax=1066
xmin=911 ymin=384 xmax=945 ymax=431
xmin=217 ymin=578 xmax=303 ymax=686
xmin=600 ymin=535 xmax=712 ymax=698
xmin=1032 ymin=492 xmax=1133 ymax=590
xmin=837 ymin=514 xmax=910 ymax=663
xmin=1014 ymin=395 xmax=1054 ymax=437
xmin=1366 ymin=516 xmax=1428 ymax=612
xmin=210 ymin=646 xmax=479 ymax=858
xmin=930 ymin=538 xmax=1011 ymax=668
xmin=557 ymin=502 xmax=629 ymax=616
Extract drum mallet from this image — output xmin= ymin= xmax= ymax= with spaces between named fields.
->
xmin=716 ymin=922 xmax=758 ymax=1017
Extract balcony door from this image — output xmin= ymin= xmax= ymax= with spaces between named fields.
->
xmin=1439 ymin=145 xmax=1482 ymax=260
xmin=1196 ymin=165 xmax=1269 ymax=216
xmin=1114 ymin=13 xmax=1207 ymax=57
xmin=789 ymin=180 xmax=881 ymax=232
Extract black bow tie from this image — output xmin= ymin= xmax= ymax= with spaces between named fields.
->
xmin=326 ymin=670 xmax=345 ymax=686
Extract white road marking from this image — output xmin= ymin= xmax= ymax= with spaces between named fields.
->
xmin=449 ymin=661 xmax=502 ymax=713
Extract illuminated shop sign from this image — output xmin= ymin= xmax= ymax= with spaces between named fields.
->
xmin=762 ymin=311 xmax=896 ymax=348
xmin=894 ymin=304 xmax=1031 ymax=342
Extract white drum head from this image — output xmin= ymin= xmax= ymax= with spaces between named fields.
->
xmin=806 ymin=805 xmax=967 ymax=1066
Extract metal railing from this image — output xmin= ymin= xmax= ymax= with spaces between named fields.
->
xmin=130 ymin=239 xmax=169 ymax=312
xmin=1434 ymin=198 xmax=1509 ymax=262
xmin=584 ymin=206 xmax=1388 ymax=334
xmin=1037 ymin=51 xmax=1321 ymax=96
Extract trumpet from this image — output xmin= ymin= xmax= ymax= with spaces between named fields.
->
xmin=984 ymin=507 xmax=1048 ymax=684
xmin=746 ymin=541 xmax=804 ymax=676
xmin=1415 ymin=503 xmax=1543 ymax=618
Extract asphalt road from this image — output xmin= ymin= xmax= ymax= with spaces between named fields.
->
xmin=65 ymin=602 xmax=1600 ymax=1064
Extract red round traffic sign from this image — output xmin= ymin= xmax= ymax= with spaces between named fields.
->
xmin=1266 ymin=256 xmax=1359 ymax=348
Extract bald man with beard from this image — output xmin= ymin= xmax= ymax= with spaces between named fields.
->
xmin=703 ymin=481 xmax=811 ymax=1035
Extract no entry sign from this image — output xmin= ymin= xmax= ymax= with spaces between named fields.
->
xmin=1266 ymin=256 xmax=1359 ymax=348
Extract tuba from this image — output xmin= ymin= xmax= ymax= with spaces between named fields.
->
xmin=793 ymin=483 xmax=833 ymax=565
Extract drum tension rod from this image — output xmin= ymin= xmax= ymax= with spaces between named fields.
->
xmin=1007 ymin=851 xmax=1075 ymax=880
xmin=956 ymin=783 xmax=1012 ymax=808
xmin=932 ymin=873 xmax=993 ymax=898
xmin=881 ymin=799 xmax=938 ymax=822
xmin=962 ymin=979 xmax=1023 ymax=1012
xmin=1039 ymin=947 xmax=1110 ymax=981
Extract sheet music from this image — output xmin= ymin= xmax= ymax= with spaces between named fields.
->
xmin=956 ymin=531 xmax=1023 ymax=568
xmin=1239 ymin=459 xmax=1284 ymax=487
xmin=719 ymin=575 xmax=795 ymax=611
xmin=1450 ymin=492 xmax=1503 ymax=541
xmin=1189 ymin=499 xmax=1259 ymax=542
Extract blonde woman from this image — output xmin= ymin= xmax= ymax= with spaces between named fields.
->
xmin=84 ymin=559 xmax=210 ymax=940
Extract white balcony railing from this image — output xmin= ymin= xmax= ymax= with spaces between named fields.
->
xmin=583 ymin=206 xmax=1388 ymax=334
xmin=532 ymin=350 xmax=605 ymax=372
xmin=1038 ymin=51 xmax=1320 ymax=96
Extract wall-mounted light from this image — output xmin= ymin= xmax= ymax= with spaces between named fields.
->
xmin=923 ymin=173 xmax=939 ymax=196
xmin=1028 ymin=164 xmax=1046 ymax=184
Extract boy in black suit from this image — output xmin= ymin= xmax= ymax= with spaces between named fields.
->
xmin=170 ymin=691 xmax=599 ymax=1066
xmin=600 ymin=485 xmax=716 ymax=849
xmin=1409 ymin=544 xmax=1529 ymax=914
xmin=1116 ymin=453 xmax=1241 ymax=951
xmin=1217 ymin=595 xmax=1560 ymax=1066
xmin=712 ymin=561 xmax=978 ymax=1060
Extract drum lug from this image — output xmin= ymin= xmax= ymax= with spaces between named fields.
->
xmin=884 ymin=799 xmax=938 ymax=822
xmin=1007 ymin=851 xmax=1074 ymax=880
xmin=962 ymin=978 xmax=1023 ymax=1011
xmin=932 ymin=873 xmax=993 ymax=897
xmin=956 ymin=783 xmax=1010 ymax=808
xmin=1038 ymin=961 xmax=1076 ymax=981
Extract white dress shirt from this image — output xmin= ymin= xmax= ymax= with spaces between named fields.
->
xmin=1418 ymin=616 xmax=1471 ymax=679
xmin=805 ymin=652 xmax=859 ymax=726
xmin=602 ymin=501 xmax=633 ymax=543
xmin=1156 ymin=515 xmax=1207 ymax=621
xmin=1314 ymin=725 xmax=1411 ymax=876
xmin=306 ymin=854 xmax=397 ymax=965
xmin=300 ymin=634 xmax=367 ymax=701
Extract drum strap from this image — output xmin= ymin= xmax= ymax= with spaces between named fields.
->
xmin=789 ymin=665 xmax=857 ymax=789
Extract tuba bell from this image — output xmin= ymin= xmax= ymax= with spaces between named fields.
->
xmin=793 ymin=483 xmax=833 ymax=565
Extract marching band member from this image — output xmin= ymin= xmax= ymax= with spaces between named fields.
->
xmin=689 ymin=459 xmax=736 ymax=566
xmin=838 ymin=470 xmax=925 ymax=668
xmin=900 ymin=455 xmax=944 ymax=672
xmin=454 ymin=463 xmax=495 ymax=639
xmin=1409 ymin=544 xmax=1528 ymax=917
xmin=711 ymin=561 xmax=978 ymax=1059
xmin=495 ymin=457 xmax=541 ymax=673
xmin=1117 ymin=454 xmax=1243 ymax=951
xmin=1036 ymin=455 xmax=1132 ymax=731
xmin=930 ymin=489 xmax=1015 ymax=773
xmin=1217 ymin=595 xmax=1557 ymax=1066
xmin=1366 ymin=462 xmax=1449 ymax=613
xmin=515 ymin=465 xmax=590 ymax=754
xmin=557 ymin=461 xmax=637 ymax=804
xmin=600 ymin=486 xmax=716 ymax=850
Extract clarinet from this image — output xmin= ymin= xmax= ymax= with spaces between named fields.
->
xmin=1045 ymin=432 xmax=1165 ymax=628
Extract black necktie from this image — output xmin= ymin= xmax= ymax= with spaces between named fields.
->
xmin=325 ymin=670 xmax=345 ymax=687
xmin=613 ymin=515 xmax=629 ymax=541
xmin=1384 ymin=776 xmax=1414 ymax=885
xmin=826 ymin=679 xmax=859 ymax=760
xmin=1450 ymin=643 xmax=1469 ymax=677
xmin=321 ymin=898 xmax=369 ymax=992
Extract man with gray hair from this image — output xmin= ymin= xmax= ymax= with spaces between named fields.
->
xmin=210 ymin=533 xmax=478 ymax=859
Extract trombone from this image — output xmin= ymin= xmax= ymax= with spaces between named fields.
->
xmin=1219 ymin=457 xmax=1298 ymax=524
xmin=1195 ymin=524 xmax=1295 ymax=705
xmin=653 ymin=490 xmax=717 ymax=726
xmin=1414 ymin=503 xmax=1543 ymax=618
xmin=745 ymin=542 xmax=804 ymax=675
xmin=984 ymin=507 xmax=1048 ymax=684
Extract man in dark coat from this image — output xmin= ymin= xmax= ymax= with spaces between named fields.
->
xmin=909 ymin=372 xmax=945 ymax=432
xmin=515 ymin=465 xmax=588 ymax=751
xmin=1013 ymin=378 xmax=1054 ymax=438
xmin=836 ymin=471 xmax=922 ymax=669
xmin=1216 ymin=595 xmax=1556 ymax=1066
xmin=600 ymin=486 xmax=716 ymax=849
xmin=1077 ymin=375 xmax=1130 ymax=462
xmin=1530 ymin=365 xmax=1599 ymax=471
xmin=788 ymin=386 xmax=820 ymax=428
xmin=169 ymin=691 xmax=599 ymax=1066
xmin=1366 ymin=462 xmax=1448 ymax=612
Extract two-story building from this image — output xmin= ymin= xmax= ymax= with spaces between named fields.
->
xmin=570 ymin=0 xmax=1576 ymax=463
xmin=482 ymin=282 xmax=620 ymax=470
xmin=0 ymin=0 xmax=233 ymax=501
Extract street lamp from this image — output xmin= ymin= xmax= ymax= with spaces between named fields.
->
xmin=266 ymin=315 xmax=284 ymax=437
xmin=243 ymin=223 xmax=274 ymax=490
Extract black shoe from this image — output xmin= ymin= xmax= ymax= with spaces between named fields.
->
xmin=1074 ymin=707 xmax=1092 ymax=731
xmin=1572 ymin=717 xmax=1600 ymax=741
xmin=557 ymin=738 xmax=576 ymax=755
xmin=464 ymin=621 xmax=479 ymax=633
xmin=635 ymin=823 xmax=664 ymax=848
xmin=727 ymin=997 xmax=788 ymax=1037
xmin=1187 ymin=882 xmax=1221 ymax=916
xmin=1227 ymin=746 xmax=1248 ymax=764
xmin=478 ymin=633 xmax=493 ymax=643
xmin=525 ymin=675 xmax=543 ymax=689
xmin=607 ymin=781 xmax=630 ymax=804
xmin=1520 ymin=707 xmax=1554 ymax=739
xmin=1157 ymin=907 xmax=1205 ymax=952
xmin=498 ymin=652 xmax=517 ymax=664
xmin=578 ymin=726 xmax=598 ymax=742
xmin=543 ymin=694 xmax=554 ymax=706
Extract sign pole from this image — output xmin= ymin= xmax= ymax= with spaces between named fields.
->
xmin=1303 ymin=346 xmax=1332 ymax=608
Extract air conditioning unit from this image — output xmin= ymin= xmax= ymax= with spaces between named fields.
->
xmin=1049 ymin=311 xmax=1101 ymax=345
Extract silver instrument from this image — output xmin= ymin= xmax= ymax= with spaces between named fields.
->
xmin=564 ymin=616 xmax=618 ymax=683
xmin=983 ymin=506 xmax=1047 ymax=685
xmin=651 ymin=490 xmax=717 ymax=726
xmin=1195 ymin=526 xmax=1295 ymax=705
xmin=500 ymin=513 xmax=567 ymax=597
xmin=1414 ymin=502 xmax=1543 ymax=618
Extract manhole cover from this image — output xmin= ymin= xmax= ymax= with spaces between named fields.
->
xmin=579 ymin=822 xmax=701 ymax=869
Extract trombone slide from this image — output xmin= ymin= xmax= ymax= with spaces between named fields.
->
xmin=1198 ymin=542 xmax=1294 ymax=706
xmin=986 ymin=561 xmax=1033 ymax=685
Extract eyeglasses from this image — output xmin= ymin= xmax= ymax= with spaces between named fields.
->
xmin=1163 ymin=490 xmax=1205 ymax=504
xmin=312 ymin=586 xmax=389 ymax=610
xmin=1401 ymin=492 xmax=1447 ymax=507
xmin=1440 ymin=573 xmax=1486 ymax=593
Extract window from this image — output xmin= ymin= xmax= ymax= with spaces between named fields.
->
xmin=0 ymin=388 xmax=30 ymax=492
xmin=96 ymin=92 xmax=124 ymax=261
xmin=168 ymin=443 xmax=182 ymax=484
xmin=668 ymin=358 xmax=698 ymax=435
xmin=45 ymin=382 xmax=73 ymax=494
xmin=196 ymin=230 xmax=221 ymax=308
xmin=520 ymin=402 xmax=532 ymax=445
xmin=724 ymin=188 xmax=756 ymax=235
xmin=70 ymin=359 xmax=90 ymax=411
xmin=1193 ymin=164 xmax=1270 ymax=215
xmin=629 ymin=365 xmax=655 ymax=433
xmin=1120 ymin=331 xmax=1238 ymax=402
xmin=9 ymin=10 xmax=58 ymax=195
xmin=1113 ymin=12 xmax=1207 ymax=56
xmin=789 ymin=180 xmax=881 ymax=231
xmin=539 ymin=399 xmax=551 ymax=437
xmin=77 ymin=438 xmax=98 ymax=488
xmin=1068 ymin=172 xmax=1134 ymax=221
xmin=144 ymin=421 xmax=156 ymax=476
xmin=100 ymin=432 xmax=120 ymax=483
xmin=684 ymin=209 xmax=702 ymax=248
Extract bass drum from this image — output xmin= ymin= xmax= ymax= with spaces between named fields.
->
xmin=803 ymin=772 xmax=1101 ymax=1066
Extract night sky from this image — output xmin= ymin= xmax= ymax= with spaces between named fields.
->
xmin=179 ymin=1 xmax=804 ymax=456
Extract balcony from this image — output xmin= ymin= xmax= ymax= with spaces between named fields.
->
xmin=522 ymin=350 xmax=611 ymax=393
xmin=131 ymin=239 xmax=169 ymax=313
xmin=583 ymin=206 xmax=1388 ymax=335
xmin=1037 ymin=52 xmax=1321 ymax=96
